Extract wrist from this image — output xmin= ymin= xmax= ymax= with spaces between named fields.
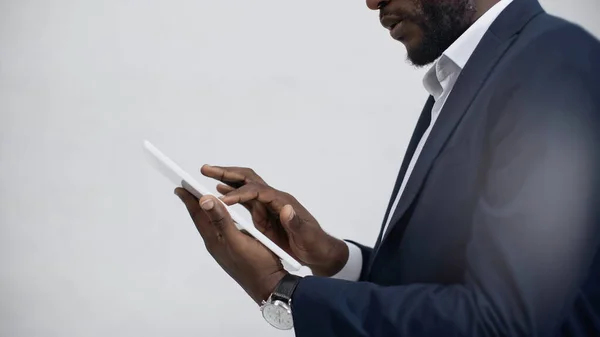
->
xmin=310 ymin=236 xmax=349 ymax=277
xmin=260 ymin=273 xmax=302 ymax=330
xmin=255 ymin=270 xmax=288 ymax=305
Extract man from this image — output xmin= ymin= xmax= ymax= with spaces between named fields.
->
xmin=175 ymin=0 xmax=600 ymax=335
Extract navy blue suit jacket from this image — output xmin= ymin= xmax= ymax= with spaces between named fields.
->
xmin=290 ymin=0 xmax=600 ymax=336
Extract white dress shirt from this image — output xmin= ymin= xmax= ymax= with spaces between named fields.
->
xmin=331 ymin=0 xmax=515 ymax=281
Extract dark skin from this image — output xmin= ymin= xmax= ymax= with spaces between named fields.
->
xmin=175 ymin=187 xmax=287 ymax=305
xmin=176 ymin=0 xmax=501 ymax=306
xmin=370 ymin=0 xmax=500 ymax=66
xmin=175 ymin=165 xmax=348 ymax=305
xmin=211 ymin=168 xmax=348 ymax=278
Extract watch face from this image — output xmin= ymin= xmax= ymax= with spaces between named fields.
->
xmin=262 ymin=300 xmax=293 ymax=330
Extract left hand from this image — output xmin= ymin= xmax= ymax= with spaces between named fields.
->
xmin=174 ymin=187 xmax=287 ymax=305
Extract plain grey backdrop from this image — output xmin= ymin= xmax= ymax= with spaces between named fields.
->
xmin=1 ymin=0 xmax=599 ymax=336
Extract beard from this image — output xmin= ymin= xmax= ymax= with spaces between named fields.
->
xmin=407 ymin=0 xmax=477 ymax=67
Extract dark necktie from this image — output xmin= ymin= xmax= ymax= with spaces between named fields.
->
xmin=374 ymin=96 xmax=434 ymax=249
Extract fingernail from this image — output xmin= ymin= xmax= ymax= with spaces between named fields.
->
xmin=201 ymin=199 xmax=215 ymax=210
xmin=287 ymin=207 xmax=295 ymax=222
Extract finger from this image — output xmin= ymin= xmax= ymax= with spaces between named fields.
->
xmin=199 ymin=195 xmax=240 ymax=240
xmin=201 ymin=165 xmax=266 ymax=186
xmin=280 ymin=204 xmax=308 ymax=237
xmin=248 ymin=200 xmax=272 ymax=234
xmin=201 ymin=165 xmax=246 ymax=186
xmin=223 ymin=166 xmax=266 ymax=184
xmin=279 ymin=204 xmax=309 ymax=247
xmin=217 ymin=184 xmax=256 ymax=213
xmin=220 ymin=184 xmax=288 ymax=213
xmin=174 ymin=188 xmax=215 ymax=239
xmin=216 ymin=183 xmax=235 ymax=195
xmin=216 ymin=183 xmax=276 ymax=236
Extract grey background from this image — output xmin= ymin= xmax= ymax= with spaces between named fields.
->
xmin=1 ymin=0 xmax=598 ymax=336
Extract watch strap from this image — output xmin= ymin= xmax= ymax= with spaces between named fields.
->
xmin=271 ymin=274 xmax=302 ymax=302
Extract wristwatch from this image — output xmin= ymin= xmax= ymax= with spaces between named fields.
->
xmin=260 ymin=273 xmax=302 ymax=330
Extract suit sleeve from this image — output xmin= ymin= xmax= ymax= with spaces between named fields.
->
xmin=290 ymin=32 xmax=600 ymax=337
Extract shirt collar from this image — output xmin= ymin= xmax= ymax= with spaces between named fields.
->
xmin=422 ymin=0 xmax=515 ymax=98
xmin=423 ymin=56 xmax=459 ymax=101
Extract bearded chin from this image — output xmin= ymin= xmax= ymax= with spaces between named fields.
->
xmin=406 ymin=0 xmax=477 ymax=67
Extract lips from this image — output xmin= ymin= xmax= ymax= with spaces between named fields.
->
xmin=390 ymin=22 xmax=404 ymax=40
xmin=380 ymin=14 xmax=403 ymax=30
xmin=380 ymin=14 xmax=405 ymax=40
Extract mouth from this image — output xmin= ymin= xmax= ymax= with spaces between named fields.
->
xmin=380 ymin=14 xmax=403 ymax=30
xmin=380 ymin=15 xmax=405 ymax=40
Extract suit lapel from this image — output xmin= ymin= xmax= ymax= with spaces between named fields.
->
xmin=371 ymin=97 xmax=434 ymax=251
xmin=376 ymin=0 xmax=545 ymax=248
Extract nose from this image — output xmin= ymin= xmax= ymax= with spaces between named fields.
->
xmin=366 ymin=0 xmax=388 ymax=10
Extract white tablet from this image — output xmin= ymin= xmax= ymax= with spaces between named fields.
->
xmin=143 ymin=140 xmax=302 ymax=271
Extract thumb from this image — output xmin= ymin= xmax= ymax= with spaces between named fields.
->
xmin=199 ymin=195 xmax=238 ymax=240
xmin=280 ymin=204 xmax=303 ymax=234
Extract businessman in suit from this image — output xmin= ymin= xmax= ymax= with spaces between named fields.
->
xmin=175 ymin=0 xmax=600 ymax=335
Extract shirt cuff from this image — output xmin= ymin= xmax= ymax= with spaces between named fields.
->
xmin=329 ymin=240 xmax=363 ymax=281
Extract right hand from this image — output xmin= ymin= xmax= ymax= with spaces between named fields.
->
xmin=200 ymin=165 xmax=349 ymax=277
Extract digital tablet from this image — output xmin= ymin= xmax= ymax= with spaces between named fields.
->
xmin=143 ymin=140 xmax=302 ymax=271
